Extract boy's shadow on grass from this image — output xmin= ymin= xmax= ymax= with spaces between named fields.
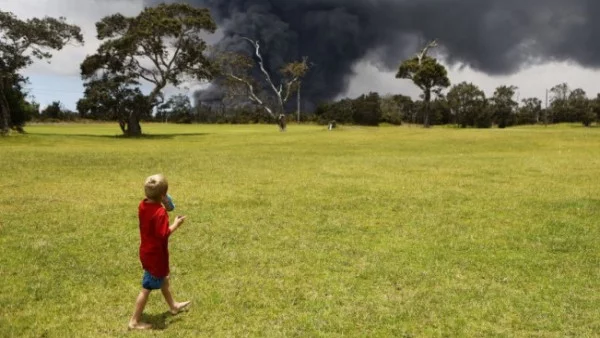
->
xmin=140 ymin=311 xmax=183 ymax=330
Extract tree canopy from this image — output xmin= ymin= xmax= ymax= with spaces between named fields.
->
xmin=491 ymin=85 xmax=518 ymax=128
xmin=447 ymin=82 xmax=488 ymax=128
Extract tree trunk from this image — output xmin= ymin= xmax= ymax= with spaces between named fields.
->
xmin=423 ymin=89 xmax=431 ymax=128
xmin=123 ymin=90 xmax=161 ymax=137
xmin=0 ymin=80 xmax=11 ymax=135
xmin=126 ymin=112 xmax=142 ymax=137
xmin=297 ymin=82 xmax=301 ymax=123
xmin=118 ymin=118 xmax=127 ymax=134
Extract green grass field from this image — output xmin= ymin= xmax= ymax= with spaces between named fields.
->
xmin=1 ymin=123 xmax=599 ymax=337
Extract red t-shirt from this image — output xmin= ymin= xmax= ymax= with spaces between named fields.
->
xmin=138 ymin=199 xmax=171 ymax=278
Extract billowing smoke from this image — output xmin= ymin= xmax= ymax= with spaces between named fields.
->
xmin=146 ymin=0 xmax=600 ymax=110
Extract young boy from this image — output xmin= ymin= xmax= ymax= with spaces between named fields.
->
xmin=128 ymin=174 xmax=190 ymax=330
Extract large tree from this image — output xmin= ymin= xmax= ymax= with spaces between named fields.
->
xmin=380 ymin=95 xmax=403 ymax=125
xmin=81 ymin=3 xmax=216 ymax=136
xmin=517 ymin=97 xmax=543 ymax=125
xmin=491 ymin=85 xmax=518 ymax=128
xmin=590 ymin=94 xmax=600 ymax=125
xmin=396 ymin=40 xmax=450 ymax=128
xmin=549 ymin=83 xmax=570 ymax=123
xmin=352 ymin=92 xmax=382 ymax=126
xmin=447 ymin=82 xmax=488 ymax=128
xmin=0 ymin=10 xmax=83 ymax=135
xmin=568 ymin=88 xmax=594 ymax=126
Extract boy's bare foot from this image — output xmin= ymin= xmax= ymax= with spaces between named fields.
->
xmin=128 ymin=321 xmax=152 ymax=330
xmin=170 ymin=301 xmax=191 ymax=315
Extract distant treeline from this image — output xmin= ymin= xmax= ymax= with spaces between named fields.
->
xmin=25 ymin=80 xmax=599 ymax=129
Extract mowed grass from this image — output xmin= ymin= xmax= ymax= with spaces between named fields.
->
xmin=1 ymin=123 xmax=600 ymax=337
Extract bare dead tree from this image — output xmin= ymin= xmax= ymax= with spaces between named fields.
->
xmin=213 ymin=38 xmax=309 ymax=129
xmin=242 ymin=37 xmax=306 ymax=116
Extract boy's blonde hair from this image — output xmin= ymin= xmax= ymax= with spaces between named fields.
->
xmin=144 ymin=174 xmax=168 ymax=201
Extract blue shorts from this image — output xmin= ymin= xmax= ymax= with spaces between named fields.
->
xmin=142 ymin=270 xmax=165 ymax=290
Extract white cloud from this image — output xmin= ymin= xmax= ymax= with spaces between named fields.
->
xmin=0 ymin=0 xmax=145 ymax=77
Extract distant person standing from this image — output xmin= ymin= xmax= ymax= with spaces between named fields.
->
xmin=128 ymin=174 xmax=190 ymax=330
xmin=278 ymin=114 xmax=287 ymax=132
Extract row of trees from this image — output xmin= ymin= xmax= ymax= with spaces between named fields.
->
xmin=390 ymin=40 xmax=599 ymax=128
xmin=316 ymin=82 xmax=600 ymax=128
xmin=148 ymin=80 xmax=600 ymax=129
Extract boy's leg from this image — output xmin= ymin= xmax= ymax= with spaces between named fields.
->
xmin=160 ymin=276 xmax=191 ymax=314
xmin=128 ymin=289 xmax=152 ymax=330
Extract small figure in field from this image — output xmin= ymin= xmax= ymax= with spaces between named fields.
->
xmin=278 ymin=114 xmax=287 ymax=132
xmin=128 ymin=174 xmax=190 ymax=330
xmin=328 ymin=120 xmax=337 ymax=130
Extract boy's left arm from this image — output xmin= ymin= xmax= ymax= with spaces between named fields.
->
xmin=155 ymin=212 xmax=172 ymax=239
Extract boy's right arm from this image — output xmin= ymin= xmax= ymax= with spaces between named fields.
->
xmin=169 ymin=215 xmax=186 ymax=233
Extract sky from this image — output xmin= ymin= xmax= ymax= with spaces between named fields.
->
xmin=2 ymin=0 xmax=600 ymax=111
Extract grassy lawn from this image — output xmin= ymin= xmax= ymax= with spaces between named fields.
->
xmin=1 ymin=123 xmax=599 ymax=337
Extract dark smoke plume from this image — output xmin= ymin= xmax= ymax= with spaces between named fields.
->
xmin=146 ymin=0 xmax=600 ymax=109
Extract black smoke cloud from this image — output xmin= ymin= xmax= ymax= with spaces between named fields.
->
xmin=145 ymin=0 xmax=600 ymax=108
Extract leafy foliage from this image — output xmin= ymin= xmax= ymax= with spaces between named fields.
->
xmin=315 ymin=99 xmax=354 ymax=125
xmin=517 ymin=98 xmax=543 ymax=125
xmin=447 ymin=82 xmax=489 ymax=128
xmin=380 ymin=95 xmax=403 ymax=125
xmin=490 ymin=85 xmax=518 ymax=128
xmin=4 ymin=75 xmax=38 ymax=130
xmin=352 ymin=92 xmax=382 ymax=126
xmin=568 ymin=88 xmax=594 ymax=127
xmin=549 ymin=83 xmax=572 ymax=123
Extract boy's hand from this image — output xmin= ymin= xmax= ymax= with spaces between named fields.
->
xmin=170 ymin=215 xmax=186 ymax=233
xmin=175 ymin=215 xmax=186 ymax=225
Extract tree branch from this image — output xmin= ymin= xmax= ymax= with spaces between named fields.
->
xmin=165 ymin=34 xmax=184 ymax=71
xmin=282 ymin=77 xmax=299 ymax=103
xmin=227 ymin=72 xmax=275 ymax=118
xmin=416 ymin=39 xmax=438 ymax=66
xmin=131 ymin=58 xmax=159 ymax=84
xmin=242 ymin=37 xmax=283 ymax=107
xmin=140 ymin=43 xmax=164 ymax=80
